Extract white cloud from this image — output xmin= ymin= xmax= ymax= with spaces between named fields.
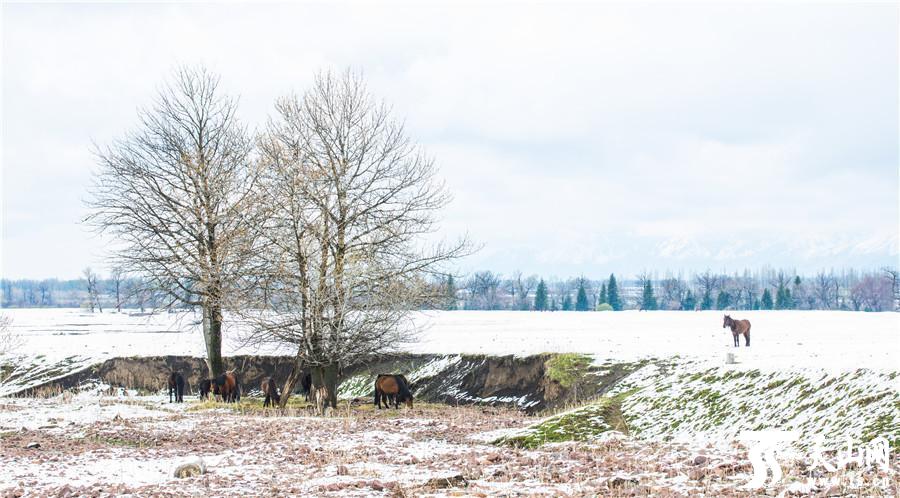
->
xmin=1 ymin=2 xmax=896 ymax=279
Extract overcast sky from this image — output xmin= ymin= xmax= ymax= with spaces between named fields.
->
xmin=2 ymin=2 xmax=897 ymax=280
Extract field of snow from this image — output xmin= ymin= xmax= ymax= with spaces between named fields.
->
xmin=3 ymin=308 xmax=898 ymax=371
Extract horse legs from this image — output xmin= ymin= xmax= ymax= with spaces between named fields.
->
xmin=733 ymin=333 xmax=739 ymax=347
xmin=745 ymin=331 xmax=750 ymax=347
xmin=374 ymin=389 xmax=382 ymax=409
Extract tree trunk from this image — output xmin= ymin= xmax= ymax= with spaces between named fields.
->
xmin=278 ymin=352 xmax=306 ymax=409
xmin=311 ymin=363 xmax=338 ymax=414
xmin=203 ymin=304 xmax=224 ymax=377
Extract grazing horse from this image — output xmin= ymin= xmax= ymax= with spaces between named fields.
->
xmin=374 ymin=374 xmax=413 ymax=409
xmin=261 ymin=377 xmax=281 ymax=408
xmin=211 ymin=371 xmax=240 ymax=403
xmin=300 ymin=372 xmax=312 ymax=402
xmin=198 ymin=379 xmax=212 ymax=401
xmin=723 ymin=314 xmax=751 ymax=347
xmin=168 ymin=372 xmax=185 ymax=403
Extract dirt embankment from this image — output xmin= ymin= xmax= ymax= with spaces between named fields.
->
xmin=15 ymin=354 xmax=644 ymax=413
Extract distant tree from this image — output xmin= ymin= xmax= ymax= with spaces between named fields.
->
xmin=111 ymin=268 xmax=124 ymax=312
xmin=851 ymin=274 xmax=893 ymax=312
xmin=640 ymin=280 xmax=658 ymax=310
xmin=760 ymin=288 xmax=774 ymax=310
xmin=83 ymin=268 xmax=102 ymax=313
xmin=695 ymin=270 xmax=722 ymax=309
xmin=599 ymin=283 xmax=608 ymax=306
xmin=775 ymin=281 xmax=793 ymax=310
xmin=700 ymin=291 xmax=713 ymax=311
xmin=445 ymin=274 xmax=457 ymax=310
xmin=562 ymin=294 xmax=573 ymax=311
xmin=882 ymin=267 xmax=899 ymax=311
xmin=467 ymin=271 xmax=503 ymax=310
xmin=575 ymin=279 xmax=590 ymax=311
xmin=534 ymin=279 xmax=549 ymax=311
xmin=607 ymin=274 xmax=621 ymax=311
xmin=716 ymin=290 xmax=731 ymax=310
xmin=37 ymin=280 xmax=52 ymax=307
xmin=660 ymin=276 xmax=686 ymax=310
xmin=681 ymin=290 xmax=696 ymax=310
xmin=813 ymin=271 xmax=838 ymax=309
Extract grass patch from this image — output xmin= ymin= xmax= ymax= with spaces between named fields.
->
xmin=495 ymin=392 xmax=633 ymax=449
xmin=545 ymin=354 xmax=592 ymax=389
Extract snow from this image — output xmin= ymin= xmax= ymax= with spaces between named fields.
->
xmin=3 ymin=308 xmax=897 ymax=372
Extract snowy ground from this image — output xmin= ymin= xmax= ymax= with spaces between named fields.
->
xmin=0 ymin=309 xmax=898 ymax=496
xmin=6 ymin=392 xmax=894 ymax=497
xmin=4 ymin=308 xmax=899 ymax=370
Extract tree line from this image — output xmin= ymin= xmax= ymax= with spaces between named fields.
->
xmin=441 ymin=267 xmax=899 ymax=312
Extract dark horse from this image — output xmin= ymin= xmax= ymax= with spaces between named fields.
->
xmin=374 ymin=374 xmax=413 ymax=409
xmin=300 ymin=372 xmax=312 ymax=401
xmin=211 ymin=371 xmax=241 ymax=403
xmin=168 ymin=372 xmax=185 ymax=403
xmin=723 ymin=314 xmax=751 ymax=347
xmin=261 ymin=377 xmax=281 ymax=408
xmin=198 ymin=379 xmax=212 ymax=401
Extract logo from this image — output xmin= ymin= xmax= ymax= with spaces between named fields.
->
xmin=738 ymin=430 xmax=799 ymax=488
xmin=738 ymin=431 xmax=893 ymax=491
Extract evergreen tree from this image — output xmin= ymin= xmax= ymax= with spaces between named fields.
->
xmin=599 ymin=283 xmax=607 ymax=305
xmin=534 ymin=279 xmax=549 ymax=311
xmin=445 ymin=274 xmax=457 ymax=310
xmin=775 ymin=282 xmax=792 ymax=309
xmin=701 ymin=291 xmax=713 ymax=310
xmin=682 ymin=290 xmax=696 ymax=310
xmin=761 ymin=288 xmax=774 ymax=310
xmin=607 ymin=274 xmax=621 ymax=311
xmin=562 ymin=294 xmax=573 ymax=311
xmin=716 ymin=290 xmax=731 ymax=310
xmin=640 ymin=280 xmax=658 ymax=310
xmin=575 ymin=281 xmax=590 ymax=311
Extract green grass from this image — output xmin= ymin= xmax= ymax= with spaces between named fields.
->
xmin=495 ymin=392 xmax=633 ymax=449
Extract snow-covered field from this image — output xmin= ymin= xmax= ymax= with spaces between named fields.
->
xmin=1 ymin=309 xmax=898 ymax=496
xmin=4 ymin=308 xmax=899 ymax=370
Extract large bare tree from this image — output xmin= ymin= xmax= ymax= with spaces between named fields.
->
xmin=248 ymin=70 xmax=469 ymax=411
xmin=86 ymin=67 xmax=260 ymax=377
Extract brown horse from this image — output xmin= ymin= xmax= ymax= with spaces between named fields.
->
xmin=211 ymin=371 xmax=240 ymax=403
xmin=723 ymin=315 xmax=751 ymax=347
xmin=374 ymin=374 xmax=413 ymax=409
xmin=167 ymin=371 xmax=185 ymax=403
xmin=261 ymin=377 xmax=281 ymax=408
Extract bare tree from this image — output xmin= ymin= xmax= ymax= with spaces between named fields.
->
xmin=813 ymin=271 xmax=838 ymax=310
xmin=660 ymin=275 xmax=686 ymax=310
xmin=851 ymin=274 xmax=893 ymax=312
xmin=37 ymin=280 xmax=52 ymax=307
xmin=883 ymin=267 xmax=899 ymax=311
xmin=248 ymin=70 xmax=470 ymax=411
xmin=110 ymin=268 xmax=125 ymax=312
xmin=695 ymin=269 xmax=722 ymax=309
xmin=83 ymin=267 xmax=102 ymax=312
xmin=85 ymin=66 xmax=261 ymax=377
xmin=468 ymin=271 xmax=502 ymax=310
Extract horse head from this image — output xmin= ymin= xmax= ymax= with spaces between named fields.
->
xmin=723 ymin=315 xmax=732 ymax=328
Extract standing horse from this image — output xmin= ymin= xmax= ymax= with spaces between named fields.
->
xmin=168 ymin=372 xmax=185 ymax=403
xmin=723 ymin=315 xmax=751 ymax=347
xmin=300 ymin=372 xmax=312 ymax=402
xmin=198 ymin=379 xmax=212 ymax=401
xmin=211 ymin=371 xmax=240 ymax=403
xmin=261 ymin=377 xmax=281 ymax=408
xmin=374 ymin=374 xmax=413 ymax=409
